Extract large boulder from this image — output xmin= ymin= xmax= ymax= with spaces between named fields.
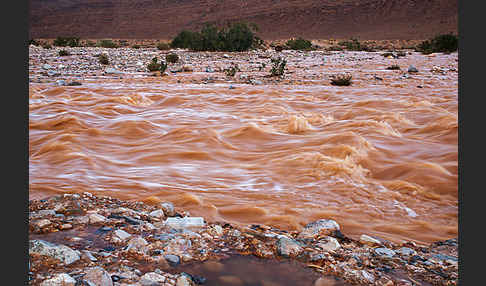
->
xmin=29 ymin=240 xmax=80 ymax=265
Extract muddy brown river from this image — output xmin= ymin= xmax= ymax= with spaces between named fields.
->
xmin=29 ymin=47 xmax=458 ymax=246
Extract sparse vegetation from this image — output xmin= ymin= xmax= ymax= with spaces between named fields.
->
xmin=330 ymin=73 xmax=352 ymax=86
xmin=386 ymin=65 xmax=401 ymax=70
xmin=98 ymin=54 xmax=109 ymax=65
xmin=42 ymin=43 xmax=52 ymax=49
xmin=285 ymin=37 xmax=313 ymax=51
xmin=157 ymin=42 xmax=170 ymax=50
xmin=132 ymin=45 xmax=140 ymax=49
xmin=53 ymin=37 xmax=80 ymax=47
xmin=97 ymin=39 xmax=118 ymax=48
xmin=337 ymin=38 xmax=373 ymax=51
xmin=270 ymin=57 xmax=287 ymax=77
xmin=84 ymin=40 xmax=96 ymax=47
xmin=275 ymin=45 xmax=284 ymax=52
xmin=223 ymin=63 xmax=240 ymax=77
xmin=170 ymin=22 xmax=260 ymax=52
xmin=58 ymin=50 xmax=70 ymax=56
xmin=415 ymin=34 xmax=458 ymax=54
xmin=147 ymin=57 xmax=161 ymax=72
xmin=165 ymin=53 xmax=179 ymax=63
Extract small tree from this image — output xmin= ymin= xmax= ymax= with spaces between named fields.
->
xmin=270 ymin=57 xmax=286 ymax=76
xmin=415 ymin=34 xmax=458 ymax=54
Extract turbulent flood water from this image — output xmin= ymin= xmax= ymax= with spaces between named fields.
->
xmin=29 ymin=49 xmax=458 ymax=245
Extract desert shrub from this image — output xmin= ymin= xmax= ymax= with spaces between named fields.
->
xmin=147 ymin=57 xmax=161 ymax=72
xmin=97 ymin=39 xmax=118 ymax=48
xmin=98 ymin=54 xmax=109 ymax=65
xmin=386 ymin=65 xmax=401 ymax=70
xmin=415 ymin=34 xmax=458 ymax=54
xmin=84 ymin=40 xmax=96 ymax=47
xmin=223 ymin=63 xmax=240 ymax=77
xmin=330 ymin=73 xmax=352 ymax=86
xmin=327 ymin=46 xmax=344 ymax=51
xmin=270 ymin=57 xmax=286 ymax=76
xmin=58 ymin=50 xmax=70 ymax=56
xmin=42 ymin=43 xmax=52 ymax=49
xmin=285 ymin=37 xmax=313 ymax=50
xmin=170 ymin=22 xmax=259 ymax=52
xmin=157 ymin=42 xmax=170 ymax=50
xmin=53 ymin=37 xmax=80 ymax=47
xmin=165 ymin=53 xmax=179 ymax=63
xmin=275 ymin=45 xmax=284 ymax=52
xmin=337 ymin=38 xmax=372 ymax=51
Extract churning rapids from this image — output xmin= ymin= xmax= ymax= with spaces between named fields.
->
xmin=29 ymin=46 xmax=458 ymax=245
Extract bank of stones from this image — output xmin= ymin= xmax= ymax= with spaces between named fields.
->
xmin=29 ymin=192 xmax=458 ymax=286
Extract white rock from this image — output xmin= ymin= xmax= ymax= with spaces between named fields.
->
xmin=40 ymin=273 xmax=76 ymax=286
xmin=88 ymin=213 xmax=106 ymax=224
xmin=317 ymin=236 xmax=341 ymax=252
xmin=165 ymin=217 xmax=205 ymax=229
xmin=83 ymin=266 xmax=113 ymax=286
xmin=140 ymin=272 xmax=166 ymax=285
xmin=360 ymin=234 xmax=382 ymax=246
xmin=149 ymin=209 xmax=165 ymax=219
xmin=29 ymin=240 xmax=80 ymax=265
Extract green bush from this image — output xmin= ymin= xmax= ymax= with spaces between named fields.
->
xmin=223 ymin=63 xmax=240 ymax=77
xmin=157 ymin=42 xmax=170 ymax=50
xmin=415 ymin=34 xmax=458 ymax=54
xmin=330 ymin=73 xmax=352 ymax=86
xmin=58 ymin=50 xmax=70 ymax=56
xmin=337 ymin=38 xmax=372 ymax=51
xmin=53 ymin=37 xmax=80 ymax=47
xmin=98 ymin=54 xmax=109 ymax=65
xmin=270 ymin=57 xmax=286 ymax=76
xmin=97 ymin=39 xmax=118 ymax=48
xmin=170 ymin=22 xmax=259 ymax=52
xmin=147 ymin=57 xmax=161 ymax=72
xmin=285 ymin=37 xmax=313 ymax=50
xmin=165 ymin=53 xmax=179 ymax=63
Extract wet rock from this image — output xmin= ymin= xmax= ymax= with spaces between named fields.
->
xmin=149 ymin=209 xmax=165 ymax=220
xmin=396 ymin=247 xmax=416 ymax=256
xmin=316 ymin=236 xmax=341 ymax=251
xmin=164 ymin=254 xmax=181 ymax=266
xmin=125 ymin=236 xmax=149 ymax=254
xmin=374 ymin=247 xmax=396 ymax=258
xmin=88 ymin=213 xmax=106 ymax=224
xmin=177 ymin=274 xmax=195 ymax=286
xmin=83 ymin=266 xmax=113 ymax=286
xmin=40 ymin=273 xmax=76 ymax=286
xmin=297 ymin=219 xmax=340 ymax=239
xmin=276 ymin=237 xmax=303 ymax=258
xmin=407 ymin=65 xmax=419 ymax=73
xmin=360 ymin=234 xmax=382 ymax=246
xmin=165 ymin=217 xmax=205 ymax=229
xmin=112 ymin=229 xmax=132 ymax=242
xmin=140 ymin=272 xmax=166 ymax=285
xmin=160 ymin=202 xmax=176 ymax=217
xmin=29 ymin=240 xmax=80 ymax=265
xmin=223 ymin=54 xmax=230 ymax=58
xmin=34 ymin=219 xmax=52 ymax=228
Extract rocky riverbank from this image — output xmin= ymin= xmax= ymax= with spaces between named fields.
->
xmin=29 ymin=193 xmax=458 ymax=285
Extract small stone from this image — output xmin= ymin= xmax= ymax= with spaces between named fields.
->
xmin=56 ymin=80 xmax=66 ymax=86
xmin=29 ymin=240 xmax=80 ymax=265
xmin=88 ymin=213 xmax=106 ymax=224
xmin=206 ymin=67 xmax=214 ymax=73
xmin=165 ymin=217 xmax=205 ymax=229
xmin=34 ymin=219 xmax=52 ymax=228
xmin=360 ymin=234 xmax=382 ymax=246
xmin=160 ymin=202 xmax=175 ymax=217
xmin=316 ymin=236 xmax=341 ymax=252
xmin=40 ymin=273 xmax=76 ymax=286
xmin=83 ymin=266 xmax=113 ymax=286
xmin=125 ymin=236 xmax=149 ymax=254
xmin=176 ymin=274 xmax=194 ymax=286
xmin=42 ymin=64 xmax=52 ymax=70
xmin=276 ymin=237 xmax=303 ymax=258
xmin=396 ymin=247 xmax=416 ymax=256
xmin=104 ymin=67 xmax=123 ymax=74
xmin=182 ymin=65 xmax=193 ymax=72
xmin=81 ymin=250 xmax=98 ymax=262
xmin=38 ymin=210 xmax=56 ymax=216
xmin=297 ymin=219 xmax=340 ymax=239
xmin=374 ymin=247 xmax=396 ymax=258
xmin=164 ymin=254 xmax=181 ymax=266
xmin=408 ymin=65 xmax=419 ymax=73
xmin=149 ymin=209 xmax=165 ymax=220
xmin=140 ymin=272 xmax=166 ymax=286
xmin=59 ymin=223 xmax=73 ymax=230
xmin=209 ymin=225 xmax=223 ymax=236
xmin=223 ymin=54 xmax=230 ymax=58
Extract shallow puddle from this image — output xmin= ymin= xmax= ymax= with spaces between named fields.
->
xmin=171 ymin=254 xmax=350 ymax=286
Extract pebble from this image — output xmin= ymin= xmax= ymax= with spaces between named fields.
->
xmin=374 ymin=247 xmax=396 ymax=258
xmin=29 ymin=240 xmax=80 ymax=265
xmin=140 ymin=272 xmax=166 ymax=285
xmin=276 ymin=237 xmax=303 ymax=258
xmin=360 ymin=234 xmax=382 ymax=246
xmin=40 ymin=273 xmax=76 ymax=286
xmin=164 ymin=254 xmax=181 ymax=266
xmin=297 ymin=219 xmax=340 ymax=239
xmin=407 ymin=65 xmax=419 ymax=73
xmin=104 ymin=67 xmax=123 ymax=74
xmin=83 ymin=266 xmax=113 ymax=286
